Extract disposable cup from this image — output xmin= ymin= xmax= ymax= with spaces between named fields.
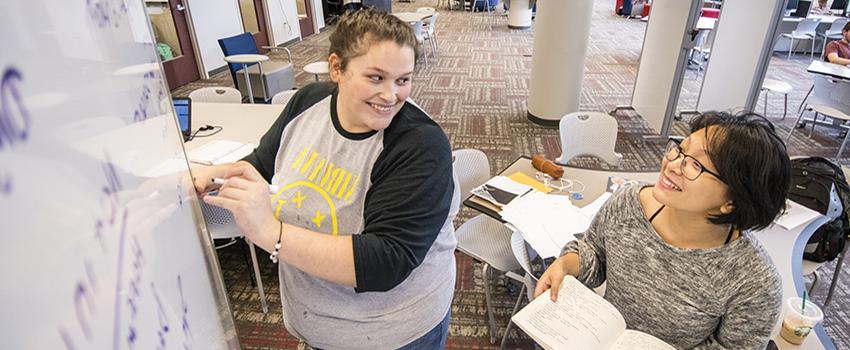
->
xmin=779 ymin=297 xmax=823 ymax=345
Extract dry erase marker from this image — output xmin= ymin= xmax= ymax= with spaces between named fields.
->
xmin=211 ymin=178 xmax=280 ymax=194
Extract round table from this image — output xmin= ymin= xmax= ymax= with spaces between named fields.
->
xmin=304 ymin=61 xmax=329 ymax=81
xmin=223 ymin=54 xmax=269 ymax=104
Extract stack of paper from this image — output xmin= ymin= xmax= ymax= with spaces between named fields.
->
xmin=500 ymin=192 xmax=612 ymax=258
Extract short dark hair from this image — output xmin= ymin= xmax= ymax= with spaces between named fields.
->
xmin=844 ymin=21 xmax=850 ymax=33
xmin=328 ymin=8 xmax=419 ymax=72
xmin=689 ymin=111 xmax=791 ymax=231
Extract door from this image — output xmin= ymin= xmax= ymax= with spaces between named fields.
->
xmin=146 ymin=0 xmax=201 ymax=90
xmin=296 ymin=0 xmax=315 ymax=38
xmin=238 ymin=0 xmax=271 ymax=52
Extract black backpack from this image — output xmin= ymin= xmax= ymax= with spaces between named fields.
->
xmin=788 ymin=157 xmax=850 ymax=263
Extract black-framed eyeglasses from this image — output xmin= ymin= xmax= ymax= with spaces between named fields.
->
xmin=664 ymin=139 xmax=724 ymax=182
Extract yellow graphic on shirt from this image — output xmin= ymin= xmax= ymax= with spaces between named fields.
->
xmin=272 ymin=181 xmax=340 ymax=236
xmin=290 ymin=146 xmax=360 ymax=202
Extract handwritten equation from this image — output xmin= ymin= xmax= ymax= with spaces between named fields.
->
xmin=133 ymin=70 xmax=166 ymax=123
xmin=59 ymin=158 xmax=194 ymax=350
xmin=0 ymin=66 xmax=30 ymax=196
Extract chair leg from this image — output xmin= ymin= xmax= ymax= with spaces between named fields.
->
xmin=822 ymin=243 xmax=848 ymax=309
xmin=837 ymin=124 xmax=850 ymax=160
xmin=782 ymin=93 xmax=788 ymax=121
xmin=811 ymin=38 xmax=815 ymax=60
xmin=789 ymin=38 xmax=794 ymax=59
xmin=246 ymin=239 xmax=269 ymax=313
xmin=798 ymin=84 xmax=814 ymax=114
xmin=786 ymin=107 xmax=807 ymax=143
xmin=499 ymin=283 xmax=527 ymax=350
xmin=482 ymin=263 xmax=498 ymax=344
xmin=809 ymin=112 xmax=819 ymax=137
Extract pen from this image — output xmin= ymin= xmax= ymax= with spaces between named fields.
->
xmin=211 ymin=178 xmax=280 ymax=194
xmin=190 ymin=159 xmax=213 ymax=166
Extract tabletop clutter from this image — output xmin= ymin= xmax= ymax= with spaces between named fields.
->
xmin=469 ymin=154 xmax=610 ymax=258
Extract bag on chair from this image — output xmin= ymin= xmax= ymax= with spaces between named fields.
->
xmin=788 ymin=157 xmax=850 ymax=263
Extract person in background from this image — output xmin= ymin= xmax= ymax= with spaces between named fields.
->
xmin=535 ymin=112 xmax=790 ymax=349
xmin=825 ymin=21 xmax=850 ymax=66
xmin=811 ymin=0 xmax=833 ymax=15
xmin=195 ymin=8 xmax=457 ymax=350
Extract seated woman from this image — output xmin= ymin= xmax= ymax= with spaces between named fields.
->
xmin=535 ymin=111 xmax=790 ymax=349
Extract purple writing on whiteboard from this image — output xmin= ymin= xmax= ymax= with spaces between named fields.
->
xmin=86 ymin=0 xmax=128 ymax=29
xmin=0 ymin=67 xmax=30 ymax=149
xmin=178 ymin=275 xmax=194 ymax=350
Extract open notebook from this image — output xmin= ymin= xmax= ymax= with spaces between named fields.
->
xmin=512 ymin=276 xmax=674 ymax=350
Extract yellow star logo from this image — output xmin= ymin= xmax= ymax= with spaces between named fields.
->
xmin=312 ymin=210 xmax=326 ymax=228
xmin=291 ymin=191 xmax=306 ymax=208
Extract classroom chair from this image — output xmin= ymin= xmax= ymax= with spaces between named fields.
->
xmin=453 ymin=148 xmax=522 ymax=345
xmin=188 ymin=86 xmax=242 ymax=103
xmin=780 ymin=18 xmax=821 ymax=59
xmin=555 ymin=112 xmax=623 ymax=167
xmin=218 ymin=32 xmax=295 ymax=103
xmin=786 ymin=76 xmax=850 ymax=159
xmin=818 ymin=18 xmax=849 ymax=59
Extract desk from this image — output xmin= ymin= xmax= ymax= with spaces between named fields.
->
xmin=464 ymin=156 xmax=834 ymax=350
xmin=223 ymin=54 xmax=269 ymax=104
xmin=807 ymin=60 xmax=850 ymax=81
xmin=187 ymin=102 xmax=282 ymax=150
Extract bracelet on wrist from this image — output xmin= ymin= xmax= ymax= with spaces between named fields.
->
xmin=270 ymin=220 xmax=283 ymax=263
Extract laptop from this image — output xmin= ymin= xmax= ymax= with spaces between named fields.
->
xmin=173 ymin=97 xmax=192 ymax=141
xmin=792 ymin=0 xmax=812 ymax=17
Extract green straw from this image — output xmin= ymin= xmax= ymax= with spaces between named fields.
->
xmin=802 ymin=290 xmax=807 ymax=313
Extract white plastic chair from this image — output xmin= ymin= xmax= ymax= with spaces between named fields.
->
xmin=761 ymin=78 xmax=793 ymax=120
xmin=818 ymin=18 xmax=849 ymax=59
xmin=188 ymin=86 xmax=242 ymax=103
xmin=786 ymin=76 xmax=850 ymax=159
xmin=200 ymin=202 xmax=269 ymax=313
xmin=271 ymin=89 xmax=297 ymax=105
xmin=780 ymin=18 xmax=821 ymax=59
xmin=692 ymin=23 xmax=716 ymax=71
xmin=411 ymin=21 xmax=429 ymax=66
xmin=452 ymin=149 xmax=521 ymax=345
xmin=555 ymin=112 xmax=623 ymax=166
xmin=421 ymin=12 xmax=440 ymax=58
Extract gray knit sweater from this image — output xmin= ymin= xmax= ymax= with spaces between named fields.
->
xmin=561 ymin=185 xmax=782 ymax=349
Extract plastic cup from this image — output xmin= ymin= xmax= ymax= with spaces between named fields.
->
xmin=779 ymin=297 xmax=823 ymax=345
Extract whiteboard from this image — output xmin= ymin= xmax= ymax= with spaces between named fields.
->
xmin=631 ymin=0 xmax=701 ymax=136
xmin=697 ymin=0 xmax=785 ymax=113
xmin=0 ymin=1 xmax=238 ymax=349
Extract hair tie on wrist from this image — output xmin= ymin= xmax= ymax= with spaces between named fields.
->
xmin=270 ymin=220 xmax=283 ymax=263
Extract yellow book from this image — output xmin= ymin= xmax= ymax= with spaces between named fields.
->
xmin=507 ymin=172 xmax=552 ymax=194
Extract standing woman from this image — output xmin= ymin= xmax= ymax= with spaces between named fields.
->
xmin=196 ymin=9 xmax=457 ymax=349
xmin=535 ymin=112 xmax=790 ymax=349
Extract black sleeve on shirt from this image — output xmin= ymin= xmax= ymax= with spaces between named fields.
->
xmin=351 ymin=110 xmax=454 ymax=293
xmin=241 ymin=82 xmax=336 ymax=181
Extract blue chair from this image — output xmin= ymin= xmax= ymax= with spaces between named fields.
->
xmin=218 ymin=33 xmax=295 ymax=103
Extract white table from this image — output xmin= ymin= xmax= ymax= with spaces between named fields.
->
xmin=303 ymin=61 xmax=329 ymax=82
xmin=223 ymin=54 xmax=269 ymax=104
xmin=807 ymin=60 xmax=850 ymax=81
xmin=465 ymin=156 xmax=834 ymax=350
xmin=392 ymin=11 xmax=432 ymax=23
xmin=187 ymin=102 xmax=282 ymax=149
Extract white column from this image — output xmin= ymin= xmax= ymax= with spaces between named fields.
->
xmin=507 ymin=0 xmax=533 ymax=29
xmin=527 ymin=0 xmax=594 ymax=126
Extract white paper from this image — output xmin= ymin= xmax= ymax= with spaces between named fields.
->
xmin=187 ymin=140 xmax=257 ymax=165
xmin=512 ymin=276 xmax=627 ymax=350
xmin=610 ymin=330 xmax=676 ymax=350
xmin=500 ymin=192 xmax=591 ymax=258
xmin=774 ymin=200 xmax=821 ymax=230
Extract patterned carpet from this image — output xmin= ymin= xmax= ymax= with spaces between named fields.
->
xmin=176 ymin=0 xmax=850 ymax=348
